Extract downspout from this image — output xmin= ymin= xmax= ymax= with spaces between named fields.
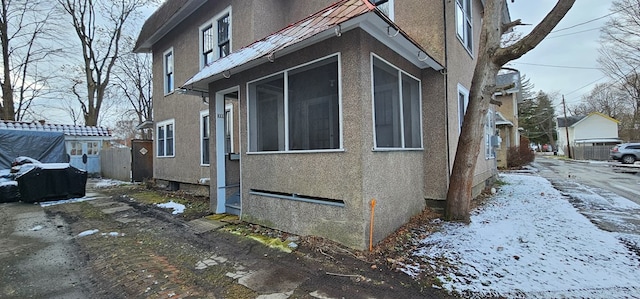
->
xmin=442 ymin=0 xmax=451 ymax=177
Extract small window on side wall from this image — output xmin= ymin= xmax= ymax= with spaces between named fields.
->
xmin=372 ymin=55 xmax=422 ymax=149
xmin=163 ymin=48 xmax=174 ymax=94
xmin=157 ymin=120 xmax=175 ymax=157
xmin=455 ymin=0 xmax=473 ymax=54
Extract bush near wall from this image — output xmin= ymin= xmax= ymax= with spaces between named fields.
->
xmin=507 ymin=136 xmax=535 ymax=168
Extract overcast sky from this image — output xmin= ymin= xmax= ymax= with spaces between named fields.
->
xmin=506 ymin=0 xmax=615 ymax=109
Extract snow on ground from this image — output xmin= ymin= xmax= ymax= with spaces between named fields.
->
xmin=156 ymin=201 xmax=185 ymax=215
xmin=39 ymin=193 xmax=107 ymax=207
xmin=402 ymin=173 xmax=640 ymax=298
xmin=89 ymin=178 xmax=129 ymax=188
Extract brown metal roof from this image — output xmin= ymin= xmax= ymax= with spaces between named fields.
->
xmin=183 ymin=0 xmax=442 ymax=91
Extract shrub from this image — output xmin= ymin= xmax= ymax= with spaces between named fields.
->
xmin=507 ymin=136 xmax=535 ymax=168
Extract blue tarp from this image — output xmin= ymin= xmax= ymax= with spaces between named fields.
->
xmin=0 ymin=129 xmax=67 ymax=169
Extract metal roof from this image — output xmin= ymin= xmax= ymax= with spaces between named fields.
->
xmin=0 ymin=121 xmax=112 ymax=137
xmin=182 ymin=0 xmax=442 ymax=92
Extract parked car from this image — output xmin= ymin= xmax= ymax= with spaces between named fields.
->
xmin=610 ymin=143 xmax=640 ymax=164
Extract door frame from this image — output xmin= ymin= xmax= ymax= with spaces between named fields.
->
xmin=214 ymin=86 xmax=240 ymax=213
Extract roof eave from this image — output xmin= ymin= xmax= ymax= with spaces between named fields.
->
xmin=134 ymin=0 xmax=207 ymax=53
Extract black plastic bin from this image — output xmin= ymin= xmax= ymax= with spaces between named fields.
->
xmin=16 ymin=164 xmax=87 ymax=203
xmin=0 ymin=180 xmax=20 ymax=203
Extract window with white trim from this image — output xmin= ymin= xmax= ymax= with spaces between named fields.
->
xmin=200 ymin=111 xmax=210 ymax=165
xmin=157 ymin=120 xmax=175 ymax=157
xmin=69 ymin=141 xmax=83 ymax=156
xmin=485 ymin=109 xmax=496 ymax=159
xmin=455 ymin=0 xmax=473 ymax=53
xmin=87 ymin=141 xmax=99 ymax=155
xmin=248 ymin=54 xmax=341 ymax=152
xmin=457 ymin=84 xmax=469 ymax=132
xmin=163 ymin=48 xmax=174 ymax=94
xmin=199 ymin=7 xmax=231 ymax=69
xmin=372 ymin=55 xmax=422 ymax=149
xmin=369 ymin=0 xmax=394 ymax=20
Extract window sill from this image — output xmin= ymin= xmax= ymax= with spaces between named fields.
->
xmin=372 ymin=147 xmax=424 ymax=152
xmin=455 ymin=35 xmax=474 ymax=58
xmin=246 ymin=149 xmax=345 ymax=155
xmin=156 ymin=155 xmax=175 ymax=158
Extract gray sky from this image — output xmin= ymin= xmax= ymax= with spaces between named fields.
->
xmin=506 ymin=0 xmax=614 ymax=109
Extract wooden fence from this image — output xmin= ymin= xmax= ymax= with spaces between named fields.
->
xmin=100 ymin=147 xmax=131 ymax=182
xmin=567 ymin=145 xmax=613 ymax=161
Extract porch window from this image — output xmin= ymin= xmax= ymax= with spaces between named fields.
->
xmin=199 ymin=8 xmax=231 ymax=69
xmin=248 ymin=55 xmax=341 ymax=152
xmin=224 ymin=104 xmax=233 ymax=153
xmin=157 ymin=119 xmax=175 ymax=157
xmin=163 ymin=48 xmax=174 ymax=94
xmin=372 ymin=56 xmax=422 ymax=149
xmin=455 ymin=0 xmax=473 ymax=54
xmin=201 ymin=111 xmax=210 ymax=165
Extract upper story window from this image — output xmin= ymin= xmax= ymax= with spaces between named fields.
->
xmin=157 ymin=119 xmax=175 ymax=157
xmin=200 ymin=7 xmax=232 ymax=69
xmin=372 ymin=55 xmax=422 ymax=150
xmin=248 ymin=54 xmax=341 ymax=153
xmin=455 ymin=0 xmax=473 ymax=54
xmin=163 ymin=48 xmax=174 ymax=94
xmin=457 ymin=83 xmax=469 ymax=132
xmin=370 ymin=0 xmax=394 ymax=20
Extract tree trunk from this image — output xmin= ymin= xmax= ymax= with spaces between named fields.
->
xmin=445 ymin=0 xmax=575 ymax=221
xmin=0 ymin=0 xmax=14 ymax=120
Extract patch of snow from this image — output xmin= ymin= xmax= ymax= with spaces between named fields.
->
xmin=30 ymin=225 xmax=43 ymax=231
xmin=156 ymin=201 xmax=185 ymax=215
xmin=91 ymin=179 xmax=128 ymax=188
xmin=404 ymin=173 xmax=640 ymax=298
xmin=39 ymin=194 xmax=103 ymax=207
xmin=0 ymin=180 xmax=17 ymax=187
xmin=101 ymin=232 xmax=124 ymax=237
xmin=77 ymin=229 xmax=99 ymax=237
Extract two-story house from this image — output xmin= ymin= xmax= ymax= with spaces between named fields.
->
xmin=494 ymin=71 xmax=523 ymax=168
xmin=134 ymin=0 xmax=501 ymax=250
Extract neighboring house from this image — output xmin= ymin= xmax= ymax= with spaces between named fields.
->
xmin=556 ymin=112 xmax=621 ymax=155
xmin=135 ymin=0 xmax=502 ymax=249
xmin=0 ymin=120 xmax=112 ymax=176
xmin=494 ymin=71 xmax=523 ymax=168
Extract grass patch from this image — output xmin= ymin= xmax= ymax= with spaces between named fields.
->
xmin=76 ymin=201 xmax=107 ymax=220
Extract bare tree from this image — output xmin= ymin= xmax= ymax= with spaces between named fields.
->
xmin=446 ymin=0 xmax=575 ymax=221
xmin=1 ymin=0 xmax=62 ymax=121
xmin=569 ymin=83 xmax=629 ymax=119
xmin=598 ymin=0 xmax=640 ymax=140
xmin=57 ymin=0 xmax=152 ymax=126
xmin=112 ymin=36 xmax=152 ymax=134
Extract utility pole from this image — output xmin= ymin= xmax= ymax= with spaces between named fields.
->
xmin=562 ymin=95 xmax=572 ymax=159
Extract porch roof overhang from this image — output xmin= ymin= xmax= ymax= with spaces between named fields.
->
xmin=496 ymin=112 xmax=514 ymax=127
xmin=181 ymin=0 xmax=443 ymax=93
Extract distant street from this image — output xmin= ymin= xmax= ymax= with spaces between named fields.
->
xmin=533 ymin=155 xmax=640 ymax=246
xmin=534 ymin=155 xmax=640 ymax=205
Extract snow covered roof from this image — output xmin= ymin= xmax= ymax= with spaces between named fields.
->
xmin=0 ymin=120 xmax=112 ymax=137
xmin=182 ymin=0 xmax=442 ymax=92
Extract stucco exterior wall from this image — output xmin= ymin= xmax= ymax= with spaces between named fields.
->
xmin=208 ymin=28 xmax=437 ymax=249
xmin=443 ymin=0 xmax=497 ymax=197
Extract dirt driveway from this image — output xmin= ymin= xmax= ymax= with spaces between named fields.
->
xmin=0 ymin=184 xmax=451 ymax=299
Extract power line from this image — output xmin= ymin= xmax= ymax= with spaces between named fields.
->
xmin=564 ymin=76 xmax=608 ymax=96
xmin=546 ymin=27 xmax=601 ymax=39
xmin=509 ymin=62 xmax=602 ymax=70
xmin=550 ymin=4 xmax=634 ymax=33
